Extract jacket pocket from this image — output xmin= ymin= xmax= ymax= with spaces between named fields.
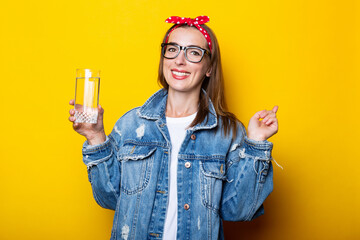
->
xmin=118 ymin=144 xmax=156 ymax=195
xmin=200 ymin=158 xmax=226 ymax=214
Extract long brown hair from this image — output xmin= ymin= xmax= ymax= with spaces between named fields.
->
xmin=158 ymin=24 xmax=241 ymax=137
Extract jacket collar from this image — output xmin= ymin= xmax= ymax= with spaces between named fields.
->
xmin=137 ymin=89 xmax=218 ymax=131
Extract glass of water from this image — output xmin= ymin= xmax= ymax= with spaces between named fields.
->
xmin=74 ymin=68 xmax=100 ymax=123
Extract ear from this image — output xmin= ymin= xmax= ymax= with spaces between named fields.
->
xmin=206 ymin=66 xmax=212 ymax=77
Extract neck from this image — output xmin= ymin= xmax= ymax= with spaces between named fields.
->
xmin=166 ymin=88 xmax=200 ymax=118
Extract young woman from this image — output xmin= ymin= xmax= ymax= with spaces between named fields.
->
xmin=69 ymin=16 xmax=279 ymax=240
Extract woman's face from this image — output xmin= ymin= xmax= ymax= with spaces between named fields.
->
xmin=163 ymin=27 xmax=211 ymax=95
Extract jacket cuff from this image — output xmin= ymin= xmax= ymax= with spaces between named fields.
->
xmin=243 ymin=136 xmax=273 ymax=160
xmin=82 ymin=136 xmax=113 ymax=166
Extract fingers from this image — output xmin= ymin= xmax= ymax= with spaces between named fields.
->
xmin=262 ymin=112 xmax=276 ymax=123
xmin=73 ymin=122 xmax=80 ymax=130
xmin=68 ymin=115 xmax=76 ymax=122
xmin=263 ymin=116 xmax=277 ymax=126
xmin=272 ymin=105 xmax=279 ymax=113
xmin=253 ymin=105 xmax=278 ymax=125
xmin=253 ymin=110 xmax=267 ymax=120
xmin=262 ymin=106 xmax=279 ymax=126
xmin=69 ymin=100 xmax=76 ymax=122
xmin=257 ymin=110 xmax=275 ymax=120
xmin=258 ymin=106 xmax=279 ymax=119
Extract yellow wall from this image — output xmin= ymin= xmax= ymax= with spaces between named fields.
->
xmin=1 ymin=0 xmax=359 ymax=239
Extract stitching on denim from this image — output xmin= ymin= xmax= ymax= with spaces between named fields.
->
xmin=259 ymin=161 xmax=269 ymax=183
xmin=244 ymin=138 xmax=273 ymax=149
xmin=109 ymin=135 xmax=120 ymax=152
xmin=90 ymin=169 xmax=108 ymax=209
xmin=104 ymin=161 xmax=119 ymax=199
xmin=123 ymin=139 xmax=167 ymax=148
xmin=92 ymin=188 xmax=107 ymax=209
xmin=207 ymin=208 xmax=211 ymax=239
xmin=130 ymin=193 xmax=143 ymax=239
xmin=112 ymin=198 xmax=121 ymax=239
xmin=178 ymin=154 xmax=225 ymax=161
xmin=200 ymin=183 xmax=220 ymax=214
xmin=246 ymin=174 xmax=264 ymax=221
xmin=118 ymin=147 xmax=156 ymax=161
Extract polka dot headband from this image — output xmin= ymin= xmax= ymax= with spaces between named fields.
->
xmin=165 ymin=16 xmax=212 ymax=53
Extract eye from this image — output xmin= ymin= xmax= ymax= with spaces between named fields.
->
xmin=188 ymin=48 xmax=202 ymax=56
xmin=167 ymin=46 xmax=178 ymax=53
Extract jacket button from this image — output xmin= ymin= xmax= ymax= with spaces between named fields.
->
xmin=184 ymin=204 xmax=190 ymax=210
xmin=190 ymin=134 xmax=196 ymax=140
xmin=185 ymin=162 xmax=191 ymax=168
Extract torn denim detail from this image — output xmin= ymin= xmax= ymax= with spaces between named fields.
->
xmin=136 ymin=124 xmax=145 ymax=139
xmin=121 ymin=224 xmax=130 ymax=240
xmin=114 ymin=125 xmax=122 ymax=137
xmin=230 ymin=143 xmax=240 ymax=152
xmin=237 ymin=147 xmax=283 ymax=175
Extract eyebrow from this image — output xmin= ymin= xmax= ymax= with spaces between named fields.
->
xmin=168 ymin=42 xmax=207 ymax=50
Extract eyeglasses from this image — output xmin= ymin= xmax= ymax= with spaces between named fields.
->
xmin=161 ymin=43 xmax=211 ymax=63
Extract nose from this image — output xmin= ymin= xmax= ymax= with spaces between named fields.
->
xmin=175 ymin=49 xmax=186 ymax=65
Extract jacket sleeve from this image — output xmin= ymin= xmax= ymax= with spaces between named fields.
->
xmin=220 ymin=124 xmax=274 ymax=221
xmin=82 ymin=126 xmax=122 ymax=210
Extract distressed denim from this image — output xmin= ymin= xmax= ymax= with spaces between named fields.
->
xmin=82 ymin=89 xmax=274 ymax=240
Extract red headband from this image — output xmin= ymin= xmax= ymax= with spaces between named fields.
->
xmin=165 ymin=16 xmax=212 ymax=53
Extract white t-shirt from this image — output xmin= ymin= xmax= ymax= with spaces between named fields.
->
xmin=163 ymin=112 xmax=197 ymax=240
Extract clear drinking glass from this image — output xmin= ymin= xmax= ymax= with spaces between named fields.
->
xmin=74 ymin=69 xmax=100 ymax=123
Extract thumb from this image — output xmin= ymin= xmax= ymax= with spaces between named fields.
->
xmin=98 ymin=105 xmax=104 ymax=121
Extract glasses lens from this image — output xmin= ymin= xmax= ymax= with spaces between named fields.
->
xmin=186 ymin=47 xmax=203 ymax=62
xmin=163 ymin=44 xmax=179 ymax=59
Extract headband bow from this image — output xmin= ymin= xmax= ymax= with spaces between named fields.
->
xmin=165 ymin=16 xmax=212 ymax=53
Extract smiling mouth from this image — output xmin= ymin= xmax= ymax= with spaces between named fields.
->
xmin=172 ymin=70 xmax=190 ymax=76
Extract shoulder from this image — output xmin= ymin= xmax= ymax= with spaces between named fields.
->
xmin=115 ymin=107 xmax=142 ymax=125
xmin=113 ymin=105 xmax=159 ymax=135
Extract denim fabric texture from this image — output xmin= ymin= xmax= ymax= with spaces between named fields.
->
xmin=82 ymin=89 xmax=274 ymax=240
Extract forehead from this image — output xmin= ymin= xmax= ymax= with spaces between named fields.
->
xmin=168 ymin=27 xmax=208 ymax=49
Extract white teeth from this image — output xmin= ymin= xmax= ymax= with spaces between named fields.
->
xmin=172 ymin=71 xmax=190 ymax=76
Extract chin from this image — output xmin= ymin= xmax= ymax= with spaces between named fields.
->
xmin=168 ymin=83 xmax=201 ymax=95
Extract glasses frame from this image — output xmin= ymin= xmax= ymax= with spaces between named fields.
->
xmin=161 ymin=43 xmax=211 ymax=63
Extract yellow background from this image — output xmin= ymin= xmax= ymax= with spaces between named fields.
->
xmin=1 ymin=0 xmax=359 ymax=239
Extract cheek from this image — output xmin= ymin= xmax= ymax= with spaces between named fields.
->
xmin=163 ymin=61 xmax=171 ymax=74
xmin=198 ymin=64 xmax=210 ymax=78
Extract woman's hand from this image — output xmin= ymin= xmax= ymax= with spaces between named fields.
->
xmin=247 ymin=106 xmax=279 ymax=141
xmin=68 ymin=99 xmax=106 ymax=145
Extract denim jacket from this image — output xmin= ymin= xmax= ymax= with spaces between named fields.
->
xmin=82 ymin=89 xmax=274 ymax=240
